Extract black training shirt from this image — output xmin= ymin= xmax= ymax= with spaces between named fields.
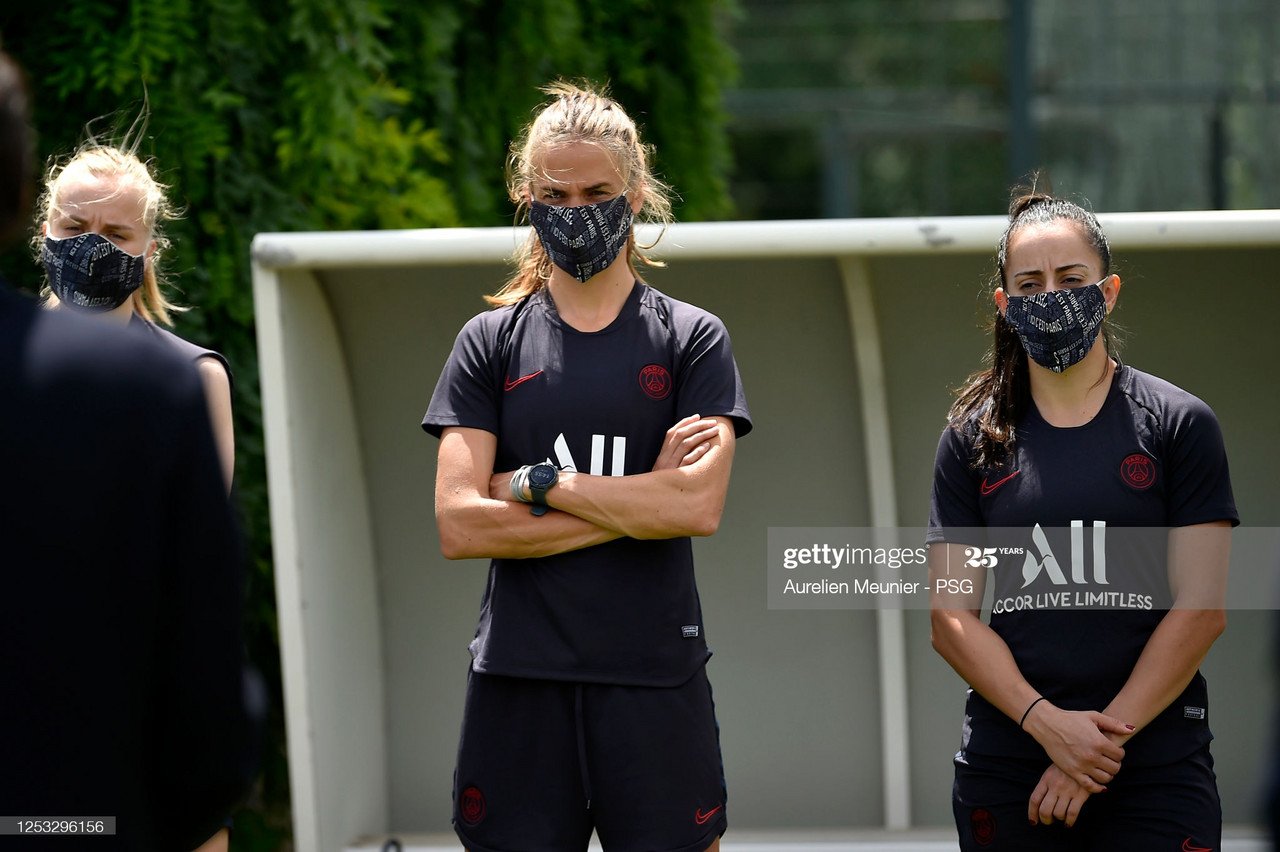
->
xmin=928 ymin=364 xmax=1238 ymax=766
xmin=424 ymin=282 xmax=751 ymax=686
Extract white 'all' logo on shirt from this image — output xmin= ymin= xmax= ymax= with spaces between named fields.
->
xmin=1020 ymin=521 xmax=1109 ymax=588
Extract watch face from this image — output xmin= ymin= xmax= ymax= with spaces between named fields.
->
xmin=528 ymin=463 xmax=557 ymax=489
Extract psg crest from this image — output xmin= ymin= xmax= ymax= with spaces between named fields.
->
xmin=459 ymin=785 xmax=486 ymax=825
xmin=1120 ymin=453 xmax=1157 ymax=490
xmin=969 ymin=807 xmax=996 ymax=846
xmin=639 ymin=363 xmax=672 ymax=400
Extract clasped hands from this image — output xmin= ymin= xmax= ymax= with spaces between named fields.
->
xmin=1022 ymin=700 xmax=1135 ymax=828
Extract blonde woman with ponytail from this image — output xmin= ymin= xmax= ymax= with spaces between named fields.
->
xmin=35 ymin=142 xmax=234 ymax=493
xmin=424 ymin=82 xmax=751 ymax=851
xmin=35 ymin=141 xmax=235 ymax=852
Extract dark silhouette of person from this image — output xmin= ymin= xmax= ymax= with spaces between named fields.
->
xmin=0 ymin=48 xmax=258 ymax=850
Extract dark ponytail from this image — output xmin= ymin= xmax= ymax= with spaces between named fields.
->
xmin=948 ymin=187 xmax=1115 ymax=470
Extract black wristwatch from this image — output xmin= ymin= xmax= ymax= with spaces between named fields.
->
xmin=526 ymin=462 xmax=559 ymax=516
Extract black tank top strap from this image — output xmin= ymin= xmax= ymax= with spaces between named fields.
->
xmin=129 ymin=315 xmax=234 ymax=390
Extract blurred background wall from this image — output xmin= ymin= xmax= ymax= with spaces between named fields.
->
xmin=726 ymin=0 xmax=1280 ymax=218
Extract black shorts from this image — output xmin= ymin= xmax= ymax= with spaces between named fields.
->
xmin=452 ymin=667 xmax=727 ymax=852
xmin=953 ymin=745 xmax=1220 ymax=851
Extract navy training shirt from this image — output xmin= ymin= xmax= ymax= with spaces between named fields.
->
xmin=928 ymin=364 xmax=1238 ymax=766
xmin=423 ymin=282 xmax=752 ymax=686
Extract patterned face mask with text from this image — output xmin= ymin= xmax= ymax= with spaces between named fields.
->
xmin=1003 ymin=280 xmax=1108 ymax=373
xmin=42 ymin=232 xmax=146 ymax=312
xmin=529 ymin=194 xmax=633 ymax=283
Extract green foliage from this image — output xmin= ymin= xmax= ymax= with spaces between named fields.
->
xmin=725 ymin=0 xmax=1010 ymax=219
xmin=383 ymin=0 xmax=739 ymax=223
xmin=0 ymin=2 xmax=736 ymax=848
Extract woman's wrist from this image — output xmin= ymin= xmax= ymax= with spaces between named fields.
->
xmin=1019 ymin=695 xmax=1047 ymax=729
xmin=1019 ymin=697 xmax=1056 ymax=740
xmin=509 ymin=465 xmax=533 ymax=503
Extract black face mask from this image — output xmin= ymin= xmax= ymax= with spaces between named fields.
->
xmin=528 ymin=194 xmax=633 ymax=283
xmin=1002 ymin=280 xmax=1108 ymax=373
xmin=41 ymin=232 xmax=147 ymax=312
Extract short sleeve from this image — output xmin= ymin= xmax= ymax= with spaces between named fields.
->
xmin=1164 ymin=397 xmax=1239 ymax=527
xmin=422 ymin=313 xmax=501 ymax=438
xmin=674 ymin=312 xmax=753 ymax=438
xmin=927 ymin=424 xmax=984 ymax=543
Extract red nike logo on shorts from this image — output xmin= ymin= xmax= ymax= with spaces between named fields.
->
xmin=1181 ymin=839 xmax=1212 ymax=852
xmin=694 ymin=805 xmax=723 ymax=825
xmin=503 ymin=370 xmax=543 ymax=391
xmin=979 ymin=470 xmax=1020 ymax=496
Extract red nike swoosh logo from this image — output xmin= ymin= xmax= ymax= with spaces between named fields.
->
xmin=694 ymin=805 xmax=723 ymax=825
xmin=503 ymin=370 xmax=543 ymax=392
xmin=979 ymin=470 xmax=1020 ymax=496
xmin=1182 ymin=839 xmax=1213 ymax=852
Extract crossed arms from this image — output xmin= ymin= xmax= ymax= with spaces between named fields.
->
xmin=435 ymin=415 xmax=736 ymax=560
xmin=929 ymin=522 xmax=1230 ymax=827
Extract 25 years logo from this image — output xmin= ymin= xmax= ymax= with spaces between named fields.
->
xmin=964 ymin=547 xmax=998 ymax=568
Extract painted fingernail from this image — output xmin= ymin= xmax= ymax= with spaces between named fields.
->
xmin=1125 ymin=724 xmax=1135 ymax=730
